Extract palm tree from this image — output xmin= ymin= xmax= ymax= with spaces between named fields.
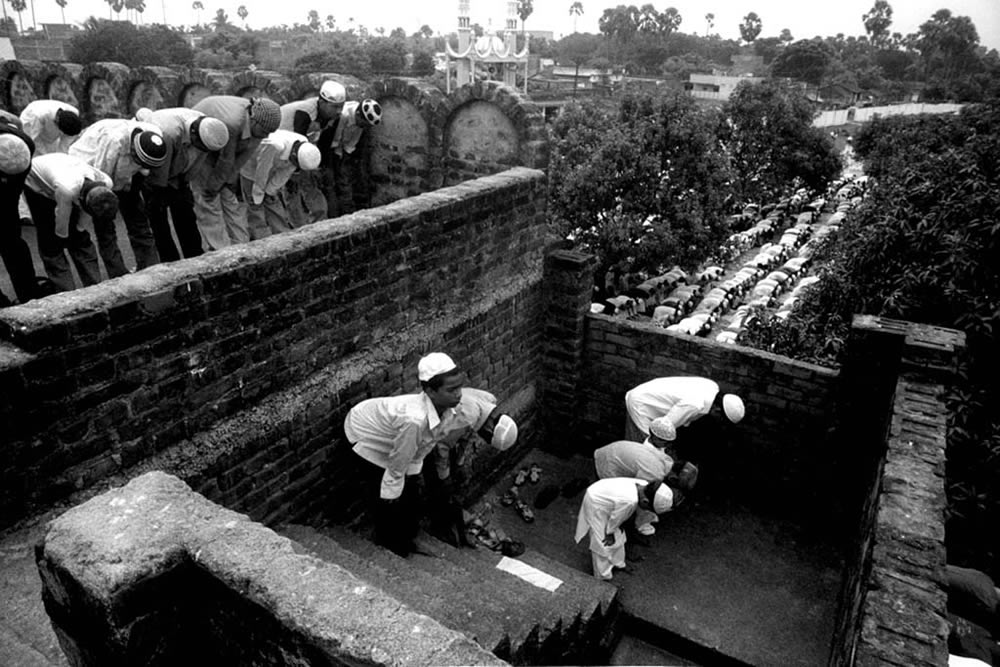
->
xmin=191 ymin=0 xmax=202 ymax=26
xmin=569 ymin=1 xmax=583 ymax=33
xmin=704 ymin=12 xmax=714 ymax=36
xmin=9 ymin=0 xmax=26 ymax=32
xmin=28 ymin=0 xmax=35 ymax=30
xmin=237 ymin=4 xmax=247 ymax=28
xmin=55 ymin=0 xmax=66 ymax=24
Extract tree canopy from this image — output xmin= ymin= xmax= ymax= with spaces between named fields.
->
xmin=722 ymin=79 xmax=842 ymax=205
xmin=68 ymin=18 xmax=194 ymax=67
xmin=548 ymin=91 xmax=733 ymax=283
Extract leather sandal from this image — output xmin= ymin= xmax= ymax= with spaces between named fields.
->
xmin=513 ymin=499 xmax=535 ymax=523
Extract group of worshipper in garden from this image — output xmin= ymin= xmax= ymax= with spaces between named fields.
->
xmin=342 ymin=358 xmax=746 ymax=583
xmin=0 ymin=82 xmax=383 ymax=306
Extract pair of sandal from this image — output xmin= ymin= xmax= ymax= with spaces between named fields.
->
xmin=513 ymin=464 xmax=543 ymax=486
xmin=500 ymin=486 xmax=535 ymax=523
xmin=467 ymin=522 xmax=526 ymax=557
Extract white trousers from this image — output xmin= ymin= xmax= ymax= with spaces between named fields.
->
xmin=589 ymin=528 xmax=626 ymax=580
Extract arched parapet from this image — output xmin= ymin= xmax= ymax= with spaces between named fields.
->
xmin=40 ymin=61 xmax=83 ymax=109
xmin=368 ymin=77 xmax=450 ymax=202
xmin=125 ymin=66 xmax=182 ymax=115
xmin=80 ymin=61 xmax=131 ymax=122
xmin=289 ymin=72 xmax=370 ymax=102
xmin=178 ymin=68 xmax=234 ymax=108
xmin=442 ymin=80 xmax=548 ymax=186
xmin=0 ymin=59 xmax=43 ymax=114
xmin=230 ymin=68 xmax=290 ymax=102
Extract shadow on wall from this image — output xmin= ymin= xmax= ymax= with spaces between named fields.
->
xmin=0 ymin=60 xmax=548 ymax=205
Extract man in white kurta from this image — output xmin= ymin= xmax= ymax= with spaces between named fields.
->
xmin=19 ymin=99 xmax=82 ymax=156
xmin=594 ymin=438 xmax=675 ymax=536
xmin=624 ymin=376 xmax=745 ymax=443
xmin=69 ymin=118 xmax=166 ymax=275
xmin=344 ymin=353 xmax=464 ymax=557
xmin=238 ymin=129 xmax=320 ymax=239
xmin=575 ymin=478 xmax=672 ymax=580
xmin=23 ymin=153 xmax=116 ymax=291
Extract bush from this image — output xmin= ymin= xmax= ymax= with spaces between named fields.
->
xmin=68 ymin=18 xmax=194 ymax=67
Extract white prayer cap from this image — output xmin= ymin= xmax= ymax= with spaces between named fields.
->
xmin=649 ymin=416 xmax=676 ymax=442
xmin=319 ymin=80 xmax=347 ymax=104
xmin=491 ymin=414 xmax=518 ymax=451
xmin=418 ymin=352 xmax=457 ymax=382
xmin=653 ymin=483 xmax=673 ymax=514
xmin=295 ymin=142 xmax=321 ymax=170
xmin=723 ymin=394 xmax=745 ymax=423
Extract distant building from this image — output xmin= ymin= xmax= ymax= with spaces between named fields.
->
xmin=687 ymin=72 xmax=764 ymax=101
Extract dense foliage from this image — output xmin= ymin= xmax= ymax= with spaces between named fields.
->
xmin=68 ymin=18 xmax=194 ymax=67
xmin=723 ymin=80 xmax=843 ymax=206
xmin=548 ymin=84 xmax=841 ymax=288
xmin=743 ymin=101 xmax=1000 ymax=576
xmin=548 ymin=91 xmax=732 ymax=287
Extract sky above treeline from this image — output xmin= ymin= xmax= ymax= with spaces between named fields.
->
xmin=10 ymin=0 xmax=1000 ymax=51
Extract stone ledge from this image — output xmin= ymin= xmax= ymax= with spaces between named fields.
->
xmin=37 ymin=471 xmax=504 ymax=666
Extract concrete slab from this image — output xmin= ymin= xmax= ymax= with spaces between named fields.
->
xmin=475 ymin=449 xmax=843 ymax=667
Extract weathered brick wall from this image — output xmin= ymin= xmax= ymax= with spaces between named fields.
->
xmin=36 ymin=471 xmax=504 ymax=667
xmin=571 ymin=315 xmax=841 ymax=517
xmin=0 ymin=168 xmax=550 ymax=528
xmin=829 ymin=318 xmax=964 ymax=667
xmin=0 ymin=61 xmax=548 ymax=205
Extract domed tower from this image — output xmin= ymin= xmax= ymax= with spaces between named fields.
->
xmin=445 ymin=0 xmax=529 ymax=93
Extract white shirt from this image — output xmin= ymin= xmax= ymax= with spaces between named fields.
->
xmin=239 ymin=129 xmax=307 ymax=204
xmin=19 ymin=100 xmax=78 ymax=156
xmin=576 ymin=478 xmax=665 ymax=551
xmin=69 ymin=118 xmax=162 ymax=191
xmin=594 ymin=440 xmax=673 ymax=482
xmin=279 ymin=98 xmax=324 ymax=142
xmin=25 ymin=153 xmax=113 ymax=238
xmin=330 ymin=101 xmax=366 ymax=157
xmin=144 ymin=107 xmax=210 ymax=187
xmin=345 ymin=392 xmax=457 ymax=499
xmin=625 ymin=376 xmax=720 ymax=435
xmin=432 ymin=387 xmax=497 ymax=480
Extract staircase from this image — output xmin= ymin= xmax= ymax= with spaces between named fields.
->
xmin=279 ymin=523 xmax=620 ymax=665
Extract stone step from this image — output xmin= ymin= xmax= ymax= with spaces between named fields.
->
xmin=405 ymin=533 xmax=568 ymax=664
xmin=315 ymin=524 xmax=553 ymax=663
xmin=408 ymin=530 xmax=619 ymax=665
xmin=279 ymin=524 xmax=513 ymax=655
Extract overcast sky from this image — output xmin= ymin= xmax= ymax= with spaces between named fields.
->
xmin=14 ymin=0 xmax=1000 ymax=51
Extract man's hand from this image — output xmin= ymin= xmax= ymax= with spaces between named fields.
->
xmin=603 ymin=532 xmax=616 ymax=547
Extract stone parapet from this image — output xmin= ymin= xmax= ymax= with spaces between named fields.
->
xmin=36 ymin=471 xmax=504 ymax=666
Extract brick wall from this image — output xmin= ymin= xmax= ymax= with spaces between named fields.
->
xmin=572 ymin=314 xmax=842 ymax=519
xmin=0 ymin=168 xmax=550 ymax=528
xmin=829 ymin=318 xmax=964 ymax=667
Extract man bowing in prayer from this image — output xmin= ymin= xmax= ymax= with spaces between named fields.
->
xmin=575 ymin=477 xmax=673 ymax=580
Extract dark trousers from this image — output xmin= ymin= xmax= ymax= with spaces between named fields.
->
xmin=1 ymin=185 xmax=38 ymax=303
xmin=117 ymin=183 xmax=160 ymax=271
xmin=145 ymin=180 xmax=203 ymax=262
xmin=23 ymin=188 xmax=102 ymax=292
xmin=358 ymin=457 xmax=422 ymax=557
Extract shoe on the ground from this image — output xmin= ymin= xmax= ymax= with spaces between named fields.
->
xmin=513 ymin=468 xmax=529 ymax=486
xmin=528 ymin=464 xmax=542 ymax=483
xmin=501 ymin=486 xmax=519 ymax=506
xmin=500 ymin=538 xmax=525 ymax=557
xmin=513 ymin=499 xmax=534 ymax=523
